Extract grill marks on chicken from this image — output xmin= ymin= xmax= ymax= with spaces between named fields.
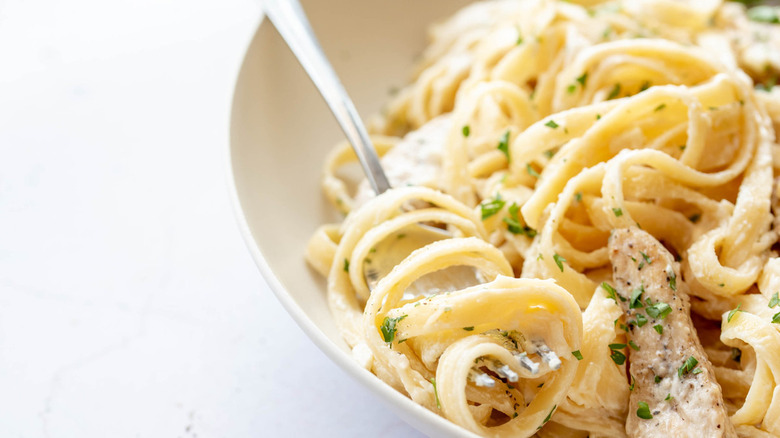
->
xmin=608 ymin=227 xmax=736 ymax=438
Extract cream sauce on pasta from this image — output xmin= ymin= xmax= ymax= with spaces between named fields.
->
xmin=305 ymin=1 xmax=780 ymax=436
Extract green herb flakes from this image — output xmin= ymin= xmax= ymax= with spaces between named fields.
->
xmin=678 ymin=356 xmax=699 ymax=378
xmin=553 ymin=253 xmax=566 ymax=272
xmin=572 ymin=350 xmax=583 ymax=360
xmin=504 ymin=202 xmax=537 ymax=237
xmin=629 ymin=286 xmax=645 ymax=309
xmin=610 ymin=350 xmax=626 ymax=365
xmin=601 ymin=282 xmax=618 ymax=301
xmin=498 ymin=130 xmax=511 ymax=161
xmin=462 ymin=125 xmax=470 ymax=137
xmin=727 ymin=304 xmax=742 ymax=323
xmin=480 ymin=195 xmax=506 ymax=220
xmin=607 ymin=83 xmax=621 ymax=100
xmin=526 ymin=163 xmax=540 ymax=178
xmin=430 ymin=377 xmax=441 ymax=409
xmin=537 ymin=405 xmax=556 ymax=430
xmin=544 ymin=119 xmax=559 ymax=129
xmin=576 ymin=72 xmax=588 ymax=87
xmin=653 ymin=324 xmax=663 ymax=335
xmin=380 ymin=315 xmax=408 ymax=344
xmin=646 ymin=302 xmax=672 ymax=319
xmin=637 ymin=401 xmax=653 ymax=419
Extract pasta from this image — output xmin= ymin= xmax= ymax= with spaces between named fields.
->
xmin=304 ymin=0 xmax=780 ymax=436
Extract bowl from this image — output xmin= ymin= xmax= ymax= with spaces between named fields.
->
xmin=228 ymin=1 xmax=478 ymax=436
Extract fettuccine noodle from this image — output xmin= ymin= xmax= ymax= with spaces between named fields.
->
xmin=304 ymin=1 xmax=780 ymax=436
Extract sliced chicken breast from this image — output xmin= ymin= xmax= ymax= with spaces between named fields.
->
xmin=608 ymin=227 xmax=736 ymax=438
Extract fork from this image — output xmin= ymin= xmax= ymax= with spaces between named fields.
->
xmin=262 ymin=0 xmax=559 ymax=380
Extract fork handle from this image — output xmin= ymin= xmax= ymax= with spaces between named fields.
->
xmin=263 ymin=0 xmax=391 ymax=195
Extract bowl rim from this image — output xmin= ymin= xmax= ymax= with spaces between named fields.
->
xmin=226 ymin=13 xmax=479 ymax=438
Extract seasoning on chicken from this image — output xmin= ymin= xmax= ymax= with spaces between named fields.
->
xmin=608 ymin=227 xmax=736 ymax=438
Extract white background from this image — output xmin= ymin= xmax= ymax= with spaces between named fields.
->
xmin=0 ymin=0 xmax=424 ymax=436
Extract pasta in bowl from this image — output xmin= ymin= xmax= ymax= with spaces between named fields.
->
xmin=301 ymin=0 xmax=780 ymax=437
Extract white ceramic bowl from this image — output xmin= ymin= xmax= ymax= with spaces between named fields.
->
xmin=229 ymin=1 xmax=478 ymax=436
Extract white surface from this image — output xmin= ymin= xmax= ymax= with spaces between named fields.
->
xmin=0 ymin=0 xmax=423 ymax=436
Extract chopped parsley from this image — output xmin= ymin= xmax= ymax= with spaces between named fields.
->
xmin=646 ymin=302 xmax=672 ymax=319
xmin=629 ymin=286 xmax=645 ymax=309
xmin=636 ymin=402 xmax=653 ymax=420
xmin=639 ymin=81 xmax=651 ymax=92
xmin=480 ymin=195 xmax=506 ymax=220
xmin=610 ymin=350 xmax=626 ymax=365
xmin=572 ymin=350 xmax=583 ymax=360
xmin=692 ymin=368 xmax=703 ymax=375
xmin=612 ymin=207 xmax=623 ymax=217
xmin=653 ymin=324 xmax=664 ymax=335
xmin=665 ymin=393 xmax=673 ymax=401
xmin=380 ymin=315 xmax=407 ymax=344
xmin=430 ymin=377 xmax=441 ymax=409
xmin=544 ymin=149 xmax=555 ymax=159
xmin=567 ymin=84 xmax=577 ymax=94
xmin=553 ymin=253 xmax=566 ymax=272
xmin=637 ymin=401 xmax=653 ymax=419
xmin=769 ymin=292 xmax=779 ymax=308
xmin=504 ymin=203 xmax=537 ymax=237
xmin=462 ymin=125 xmax=470 ymax=137
xmin=654 ymin=103 xmax=666 ymax=112
xmin=343 ymin=258 xmax=350 ymax=272
xmin=544 ymin=119 xmax=560 ymax=129
xmin=635 ymin=313 xmax=648 ymax=327
xmin=574 ymin=192 xmax=582 ymax=202
xmin=629 ymin=340 xmax=640 ymax=351
xmin=727 ymin=304 xmax=742 ymax=323
xmin=678 ymin=356 xmax=699 ymax=378
xmin=497 ymin=130 xmax=511 ymax=161
xmin=629 ymin=374 xmax=635 ymax=391
xmin=607 ymin=83 xmax=621 ymax=100
xmin=655 ymin=375 xmax=662 ymax=384
xmin=640 ymin=251 xmax=652 ymax=266
xmin=601 ymin=281 xmax=624 ymax=302
xmin=772 ymin=312 xmax=780 ymax=324
xmin=526 ymin=163 xmax=540 ymax=178
xmin=667 ymin=267 xmax=677 ymax=291
xmin=576 ymin=72 xmax=588 ymax=87
xmin=463 ymin=326 xmax=475 ymax=331
xmin=609 ymin=343 xmax=627 ymax=365
xmin=537 ymin=405 xmax=556 ymax=430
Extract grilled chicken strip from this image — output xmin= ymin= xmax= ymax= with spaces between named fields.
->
xmin=608 ymin=227 xmax=736 ymax=438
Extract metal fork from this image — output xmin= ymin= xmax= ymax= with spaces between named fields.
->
xmin=262 ymin=0 xmax=559 ymax=381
